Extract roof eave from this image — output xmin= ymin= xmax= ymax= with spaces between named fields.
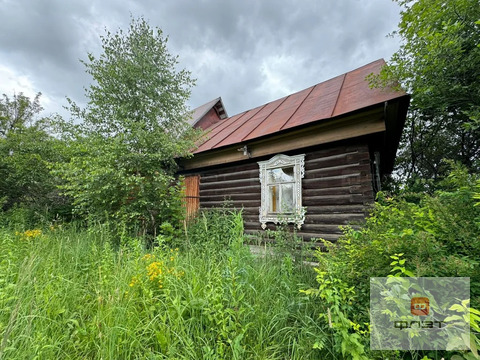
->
xmin=179 ymin=104 xmax=390 ymax=172
xmin=381 ymin=94 xmax=411 ymax=175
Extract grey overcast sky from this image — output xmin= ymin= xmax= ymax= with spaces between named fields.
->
xmin=0 ymin=0 xmax=403 ymax=119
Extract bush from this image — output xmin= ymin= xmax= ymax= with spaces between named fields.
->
xmin=304 ymin=166 xmax=480 ymax=359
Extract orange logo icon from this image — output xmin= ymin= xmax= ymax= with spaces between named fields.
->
xmin=411 ymin=297 xmax=429 ymax=316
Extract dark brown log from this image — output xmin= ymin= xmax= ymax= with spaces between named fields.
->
xmin=244 ymin=229 xmax=341 ymax=243
xmin=305 ymin=151 xmax=369 ymax=169
xmin=303 ymin=213 xmax=366 ymax=224
xmin=303 ymin=184 xmax=373 ymax=197
xmin=303 ymin=193 xmax=367 ymax=206
xmin=201 ymin=168 xmax=259 ymax=183
xmin=239 ymin=207 xmax=260 ymax=215
xmin=304 ymin=163 xmax=371 ymax=179
xmin=304 ymin=204 xmax=368 ymax=214
xmin=198 ymin=163 xmax=259 ymax=177
xmin=200 ymin=178 xmax=259 ymax=190
xmin=202 ymin=199 xmax=261 ymax=208
xmin=200 ymin=185 xmax=261 ymax=196
xmin=302 ymin=174 xmax=367 ymax=189
xmin=201 ymin=193 xmax=260 ymax=202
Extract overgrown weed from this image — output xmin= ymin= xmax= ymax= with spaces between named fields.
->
xmin=0 ymin=210 xmax=324 ymax=359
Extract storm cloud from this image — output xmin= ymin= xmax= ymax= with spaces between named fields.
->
xmin=0 ymin=0 xmax=402 ymax=118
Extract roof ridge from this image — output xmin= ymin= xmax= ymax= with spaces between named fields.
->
xmin=337 ymin=58 xmax=385 ymax=78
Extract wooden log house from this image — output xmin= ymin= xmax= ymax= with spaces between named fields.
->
xmin=178 ymin=59 xmax=410 ymax=243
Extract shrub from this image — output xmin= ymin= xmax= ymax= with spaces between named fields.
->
xmin=304 ymin=166 xmax=480 ymax=359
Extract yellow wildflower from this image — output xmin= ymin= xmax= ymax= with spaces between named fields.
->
xmin=16 ymin=229 xmax=42 ymax=240
xmin=129 ymin=276 xmax=139 ymax=287
xmin=147 ymin=261 xmax=164 ymax=281
xmin=142 ymin=253 xmax=155 ymax=261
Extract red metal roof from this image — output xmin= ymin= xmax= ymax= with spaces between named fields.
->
xmin=194 ymin=59 xmax=405 ymax=154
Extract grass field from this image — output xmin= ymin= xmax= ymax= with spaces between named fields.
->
xmin=0 ymin=219 xmax=330 ymax=359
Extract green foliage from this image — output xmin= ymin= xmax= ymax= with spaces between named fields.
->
xmin=55 ymin=17 xmax=202 ymax=235
xmin=305 ymin=166 xmax=480 ymax=359
xmin=183 ymin=207 xmax=246 ymax=251
xmin=302 ymin=271 xmax=368 ymax=360
xmin=371 ymin=0 xmax=480 ymax=183
xmin=0 ymin=93 xmax=70 ymax=217
xmin=0 ymin=212 xmax=325 ymax=359
xmin=388 ymin=253 xmax=415 ymax=277
xmin=324 ymin=171 xmax=480 ymax=305
xmin=265 ymin=223 xmax=304 ymax=255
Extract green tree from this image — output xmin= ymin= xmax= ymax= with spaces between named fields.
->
xmin=372 ymin=0 xmax=480 ymax=187
xmin=56 ymin=17 xmax=201 ymax=236
xmin=0 ymin=92 xmax=43 ymax=136
xmin=0 ymin=92 xmax=69 ymax=217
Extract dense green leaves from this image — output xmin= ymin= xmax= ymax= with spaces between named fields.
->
xmin=309 ymin=165 xmax=480 ymax=358
xmin=0 ymin=93 xmax=69 ymax=217
xmin=56 ymin=17 xmax=202 ymax=235
xmin=373 ymin=0 xmax=480 ymax=185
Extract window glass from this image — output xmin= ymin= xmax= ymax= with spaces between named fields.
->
xmin=268 ymin=185 xmax=279 ymax=212
xmin=282 ymin=167 xmax=294 ymax=179
xmin=268 ymin=166 xmax=294 ymax=183
xmin=281 ymin=183 xmax=294 ymax=212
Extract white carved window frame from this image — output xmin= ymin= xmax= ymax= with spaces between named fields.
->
xmin=258 ymin=154 xmax=306 ymax=229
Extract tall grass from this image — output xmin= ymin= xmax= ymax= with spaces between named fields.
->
xmin=0 ymin=215 xmax=327 ymax=359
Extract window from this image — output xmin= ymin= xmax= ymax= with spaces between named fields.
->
xmin=258 ymin=154 xmax=305 ymax=229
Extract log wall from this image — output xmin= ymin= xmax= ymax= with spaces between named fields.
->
xmin=197 ymin=142 xmax=374 ymax=243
